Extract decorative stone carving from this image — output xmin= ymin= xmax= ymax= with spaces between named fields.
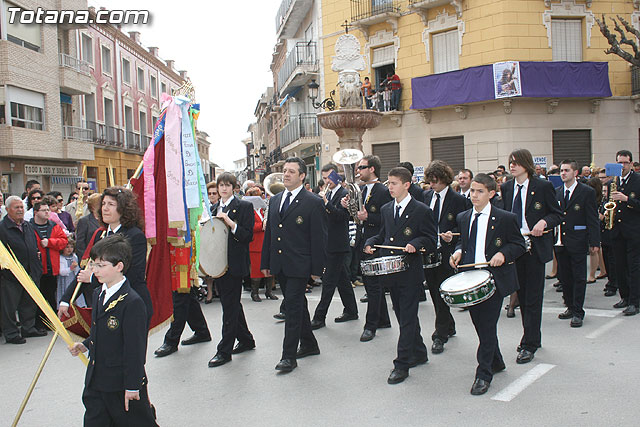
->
xmin=420 ymin=110 xmax=432 ymax=124
xmin=455 ymin=105 xmax=468 ymax=119
xmin=387 ymin=112 xmax=402 ymax=127
xmin=547 ymin=99 xmax=559 ymax=114
xmin=634 ymin=99 xmax=640 ymax=113
xmin=364 ymin=29 xmax=400 ymax=74
xmin=332 ymin=34 xmax=367 ymax=72
xmin=338 ymin=70 xmax=363 ymax=109
xmin=590 ymin=98 xmax=601 ymax=114
xmin=317 ymin=110 xmax=383 ymax=151
xmin=543 ymin=1 xmax=595 ymax=48
xmin=503 ymin=99 xmax=512 ymax=114
xmin=422 ymin=11 xmax=465 ymax=63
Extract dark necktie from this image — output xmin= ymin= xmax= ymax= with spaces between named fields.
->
xmin=564 ymin=189 xmax=570 ymax=208
xmin=433 ymin=193 xmax=441 ymax=225
xmin=99 ymin=291 xmax=105 ymax=307
xmin=280 ymin=192 xmax=292 ymax=216
xmin=463 ymin=213 xmax=482 ymax=265
xmin=394 ymin=205 xmax=401 ymax=224
xmin=512 ymin=184 xmax=523 ymax=228
xmin=107 ymin=230 xmax=113 ymax=236
xmin=223 ymin=203 xmax=230 ymax=214
xmin=361 ymin=186 xmax=369 ymax=204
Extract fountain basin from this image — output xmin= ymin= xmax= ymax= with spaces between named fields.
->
xmin=317 ymin=109 xmax=383 ymax=151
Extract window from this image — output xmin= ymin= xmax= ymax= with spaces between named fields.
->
xmin=431 ymin=136 xmax=464 ymax=173
xmin=372 ymin=142 xmax=400 ymax=180
xmin=4 ymin=2 xmax=41 ymax=52
xmin=152 ymin=115 xmax=158 ymax=130
xmin=552 ymin=19 xmax=582 ymax=62
xmin=139 ymin=111 xmax=147 ymax=136
xmin=372 ymin=45 xmax=395 ymax=68
xmin=122 ymin=58 xmax=131 ymax=84
xmin=101 ymin=45 xmax=112 ymax=75
xmin=150 ymin=75 xmax=157 ymax=98
xmin=161 ymin=82 xmax=167 ymax=95
xmin=137 ymin=68 xmax=145 ymax=91
xmin=432 ymin=29 xmax=459 ymax=74
xmin=81 ymin=33 xmax=93 ymax=64
xmin=7 ymin=86 xmax=45 ymax=130
xmin=552 ymin=130 xmax=591 ymax=168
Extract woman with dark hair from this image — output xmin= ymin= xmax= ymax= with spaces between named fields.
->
xmin=586 ymin=176 xmax=606 ymax=283
xmin=74 ymin=193 xmax=102 ymax=259
xmin=67 ymin=191 xmax=79 ymax=204
xmin=24 ymin=188 xmax=44 ymax=221
xmin=48 ymin=191 xmax=75 ymax=232
xmin=58 ymin=186 xmax=153 ymax=322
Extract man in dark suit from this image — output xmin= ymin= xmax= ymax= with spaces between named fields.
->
xmin=451 ymin=173 xmax=526 ymax=395
xmin=609 ymin=150 xmax=640 ymax=315
xmin=500 ymin=149 xmax=562 ymax=364
xmin=208 ymin=173 xmax=256 ymax=367
xmin=311 ymin=164 xmax=358 ymax=329
xmin=398 ymin=161 xmax=424 ymax=200
xmin=423 ymin=160 xmax=471 ymax=354
xmin=554 ymin=160 xmax=600 ymax=327
xmin=348 ymin=155 xmax=393 ymax=342
xmin=365 ymin=167 xmax=437 ymax=384
xmin=261 ymin=157 xmax=328 ymax=372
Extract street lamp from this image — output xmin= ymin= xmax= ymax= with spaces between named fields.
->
xmin=260 ymin=144 xmax=267 ymax=157
xmin=308 ymin=79 xmax=336 ymax=111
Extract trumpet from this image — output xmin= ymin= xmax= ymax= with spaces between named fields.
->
xmin=333 ymin=149 xmax=364 ymax=224
xmin=604 ymin=179 xmax=617 ymax=230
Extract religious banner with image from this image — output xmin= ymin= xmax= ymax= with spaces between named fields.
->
xmin=493 ymin=61 xmax=522 ymax=99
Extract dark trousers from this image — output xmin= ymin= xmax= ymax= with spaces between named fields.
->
xmin=163 ymin=288 xmax=210 ymax=347
xmin=1 ymin=278 xmax=37 ymax=340
xmin=348 ymin=245 xmax=361 ymax=282
xmin=469 ymin=291 xmax=504 ymax=382
xmin=216 ymin=272 xmax=253 ymax=358
xmin=602 ymin=243 xmax=617 ymax=291
xmin=424 ymin=262 xmax=456 ymax=342
xmin=385 ymin=277 xmax=427 ymax=370
xmin=515 ymin=252 xmax=546 ymax=352
xmin=555 ymin=246 xmax=588 ymax=318
xmin=314 ymin=252 xmax=358 ymax=320
xmin=613 ymin=235 xmax=640 ymax=306
xmin=82 ymin=383 xmax=157 ymax=427
xmin=278 ymin=274 xmax=318 ymax=360
xmin=36 ymin=274 xmax=57 ymax=329
xmin=363 ymin=275 xmax=390 ymax=331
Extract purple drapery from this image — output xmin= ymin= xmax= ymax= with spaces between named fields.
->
xmin=410 ymin=61 xmax=612 ymax=110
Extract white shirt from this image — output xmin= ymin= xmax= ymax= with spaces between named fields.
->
xmin=217 ymin=196 xmax=238 ymax=234
xmin=429 ymin=187 xmax=449 ymax=248
xmin=512 ymin=178 xmax=530 ymax=234
xmin=279 ymin=185 xmax=304 ymax=211
xmin=363 ymin=179 xmax=379 ymax=202
xmin=621 ymin=171 xmax=631 ymax=186
xmin=454 ymin=203 xmax=491 ymax=266
xmin=326 ymin=185 xmax=337 ymax=204
xmin=563 ymin=180 xmax=578 ymax=202
xmin=107 ymin=224 xmax=122 ymax=235
xmin=100 ymin=277 xmax=126 ymax=306
xmin=393 ymin=194 xmax=412 ymax=218
xmin=461 ymin=189 xmax=470 ymax=199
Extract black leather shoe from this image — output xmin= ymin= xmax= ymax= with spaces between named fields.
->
xmin=409 ymin=355 xmax=428 ymax=368
xmin=604 ymin=289 xmax=616 ymax=297
xmin=208 ymin=354 xmax=231 ymax=367
xmin=310 ymin=319 xmax=326 ymax=330
xmin=516 ymin=349 xmax=535 ymax=364
xmin=296 ymin=346 xmax=320 ymax=358
xmin=378 ymin=323 xmax=392 ymax=329
xmin=570 ymin=316 xmax=583 ymax=327
xmin=470 ymin=378 xmax=490 ymax=395
xmin=623 ymin=305 xmax=639 ymax=316
xmin=273 ymin=312 xmax=286 ymax=320
xmin=431 ymin=338 xmax=444 ymax=354
xmin=232 ymin=341 xmax=256 ymax=354
xmin=491 ymin=362 xmax=506 ymax=374
xmin=334 ymin=312 xmax=358 ymax=323
xmin=181 ymin=333 xmax=212 ymax=346
xmin=613 ymin=299 xmax=629 ymax=309
xmin=360 ymin=329 xmax=375 ymax=342
xmin=22 ymin=329 xmax=47 ymax=337
xmin=275 ymin=358 xmax=297 ymax=372
xmin=555 ymin=284 xmax=563 ymax=292
xmin=448 ymin=330 xmax=456 ymax=337
xmin=154 ymin=343 xmax=178 ymax=357
xmin=387 ymin=369 xmax=409 ymax=384
xmin=6 ymin=336 xmax=26 ymax=344
xmin=516 ymin=345 xmax=522 ymax=352
xmin=558 ymin=309 xmax=573 ymax=320
xmin=360 ymin=294 xmax=368 ymax=303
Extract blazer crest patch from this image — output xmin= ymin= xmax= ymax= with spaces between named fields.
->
xmin=447 ymin=213 xmax=454 ymax=221
xmin=573 ymin=204 xmax=581 ymax=211
xmin=631 ymin=192 xmax=636 ymax=199
xmin=534 ymin=202 xmax=542 ymax=210
xmin=369 ymin=205 xmax=377 ymax=212
xmin=403 ymin=227 xmax=413 ymax=236
xmin=495 ymin=237 xmax=503 ymax=247
xmin=296 ymin=216 xmax=304 ymax=225
xmin=107 ymin=316 xmax=119 ymax=331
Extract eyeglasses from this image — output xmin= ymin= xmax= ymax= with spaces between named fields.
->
xmin=38 ymin=208 xmax=50 ymax=213
xmin=357 ymin=165 xmax=370 ymax=170
xmin=71 ymin=196 xmax=79 ymax=201
xmin=57 ymin=198 xmax=64 ymax=203
xmin=31 ymin=196 xmax=42 ymax=200
xmin=208 ymin=192 xmax=217 ymax=196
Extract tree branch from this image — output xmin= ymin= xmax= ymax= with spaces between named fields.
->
xmin=595 ymin=14 xmax=640 ymax=67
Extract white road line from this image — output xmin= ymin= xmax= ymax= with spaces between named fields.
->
xmin=543 ymin=306 xmax=618 ymax=318
xmin=491 ymin=364 xmax=556 ymax=402
xmin=585 ymin=318 xmax=624 ymax=340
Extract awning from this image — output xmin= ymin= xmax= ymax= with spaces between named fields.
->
xmin=279 ymin=85 xmax=303 ymax=105
xmin=51 ymin=176 xmax=82 ymax=185
xmin=410 ymin=61 xmax=613 ymax=110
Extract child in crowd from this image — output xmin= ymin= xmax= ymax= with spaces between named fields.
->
xmin=383 ymin=85 xmax=391 ymax=112
xmin=57 ymin=238 xmax=82 ymax=308
xmin=367 ymin=90 xmax=378 ymax=110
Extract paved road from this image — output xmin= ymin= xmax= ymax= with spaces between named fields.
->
xmin=2 ymin=275 xmax=640 ymax=427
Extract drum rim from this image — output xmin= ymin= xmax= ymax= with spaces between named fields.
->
xmin=443 ymin=286 xmax=496 ymax=308
xmin=440 ymin=270 xmax=492 ymax=293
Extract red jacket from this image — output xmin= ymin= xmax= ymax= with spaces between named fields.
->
xmin=389 ymin=74 xmax=401 ymax=90
xmin=34 ymin=221 xmax=68 ymax=275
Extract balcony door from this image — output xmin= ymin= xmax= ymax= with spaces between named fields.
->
xmin=124 ymin=105 xmax=133 ymax=147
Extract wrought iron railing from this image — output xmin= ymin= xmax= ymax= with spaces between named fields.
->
xmin=125 ymin=131 xmax=141 ymax=151
xmin=280 ymin=113 xmax=319 ymax=148
xmin=351 ymin=0 xmax=400 ymax=22
xmin=62 ymin=125 xmax=93 ymax=142
xmin=59 ymin=53 xmax=91 ymax=75
xmin=87 ymin=121 xmax=124 ymax=147
xmin=275 ymin=0 xmax=294 ymax=33
xmin=278 ymin=42 xmax=318 ymax=90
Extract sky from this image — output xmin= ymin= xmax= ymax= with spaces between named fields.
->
xmin=88 ymin=0 xmax=283 ymax=170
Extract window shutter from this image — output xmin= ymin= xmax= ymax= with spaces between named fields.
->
xmin=372 ymin=45 xmax=395 ymax=68
xmin=552 ymin=130 xmax=591 ymax=169
xmin=372 ymin=142 xmax=400 ymax=180
xmin=431 ymin=136 xmax=465 ymax=173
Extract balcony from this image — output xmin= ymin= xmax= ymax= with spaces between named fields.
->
xmin=350 ymin=0 xmax=401 ymax=40
xmin=59 ymin=53 xmax=93 ymax=95
xmin=62 ymin=125 xmax=93 ymax=142
xmin=87 ymin=121 xmax=125 ymax=148
xmin=125 ymin=131 xmax=141 ymax=151
xmin=275 ymin=0 xmax=314 ymax=39
xmin=408 ymin=0 xmax=462 ymax=24
xmin=280 ymin=113 xmax=320 ymax=152
xmin=277 ymin=42 xmax=318 ymax=95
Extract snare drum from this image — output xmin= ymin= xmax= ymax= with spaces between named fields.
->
xmin=422 ymin=252 xmax=442 ymax=269
xmin=439 ymin=269 xmax=495 ymax=308
xmin=361 ymin=255 xmax=407 ymax=276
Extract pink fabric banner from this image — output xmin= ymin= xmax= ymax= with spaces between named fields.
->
xmin=164 ymin=98 xmax=186 ymax=232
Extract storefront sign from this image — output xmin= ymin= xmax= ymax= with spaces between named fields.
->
xmin=25 ymin=164 xmax=79 ymax=176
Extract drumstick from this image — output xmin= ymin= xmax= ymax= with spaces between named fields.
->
xmin=456 ymin=261 xmax=490 ymax=269
xmin=439 ymin=232 xmax=460 ymax=236
xmin=522 ymin=230 xmax=552 ymax=237
xmin=373 ymin=245 xmax=426 ymax=252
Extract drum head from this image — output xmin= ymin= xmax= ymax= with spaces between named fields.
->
xmin=199 ymin=217 xmax=229 ymax=278
xmin=441 ymin=269 xmax=491 ymax=293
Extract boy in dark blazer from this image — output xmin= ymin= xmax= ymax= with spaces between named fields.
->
xmin=451 ymin=174 xmax=526 ymax=395
xmin=554 ymin=160 xmax=600 ymax=327
xmin=69 ymin=235 xmax=157 ymax=426
xmin=261 ymin=157 xmax=328 ymax=372
xmin=500 ymin=149 xmax=562 ymax=364
xmin=364 ymin=167 xmax=437 ymax=385
xmin=208 ymin=172 xmax=256 ymax=368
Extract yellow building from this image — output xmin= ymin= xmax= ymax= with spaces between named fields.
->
xmin=319 ymin=0 xmax=640 ymax=175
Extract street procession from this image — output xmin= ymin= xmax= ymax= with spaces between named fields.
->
xmin=2 ymin=0 xmax=640 ymax=426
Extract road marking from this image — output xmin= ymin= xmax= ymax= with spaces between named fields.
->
xmin=585 ymin=317 xmax=624 ymax=340
xmin=543 ymin=306 xmax=618 ymax=318
xmin=492 ymin=364 xmax=556 ymax=402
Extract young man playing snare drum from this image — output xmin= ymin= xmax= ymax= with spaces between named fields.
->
xmin=450 ymin=174 xmax=526 ymax=395
xmin=364 ymin=167 xmax=437 ymax=385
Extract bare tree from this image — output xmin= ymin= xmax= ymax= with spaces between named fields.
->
xmin=595 ymin=15 xmax=640 ymax=67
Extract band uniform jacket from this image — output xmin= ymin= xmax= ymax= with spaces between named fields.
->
xmin=423 ymin=188 xmax=471 ymax=260
xmin=211 ymin=197 xmax=254 ymax=277
xmin=608 ymin=171 xmax=640 ymax=240
xmin=325 ymin=185 xmax=350 ymax=253
xmin=455 ymin=206 xmax=527 ymax=297
xmin=82 ymin=280 xmax=148 ymax=392
xmin=409 ymin=183 xmax=424 ymax=201
xmin=261 ymin=188 xmax=328 ymax=278
xmin=555 ymin=182 xmax=600 ymax=254
xmin=358 ymin=182 xmax=393 ymax=247
xmin=365 ymin=198 xmax=437 ymax=285
xmin=500 ymin=176 xmax=562 ymax=263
